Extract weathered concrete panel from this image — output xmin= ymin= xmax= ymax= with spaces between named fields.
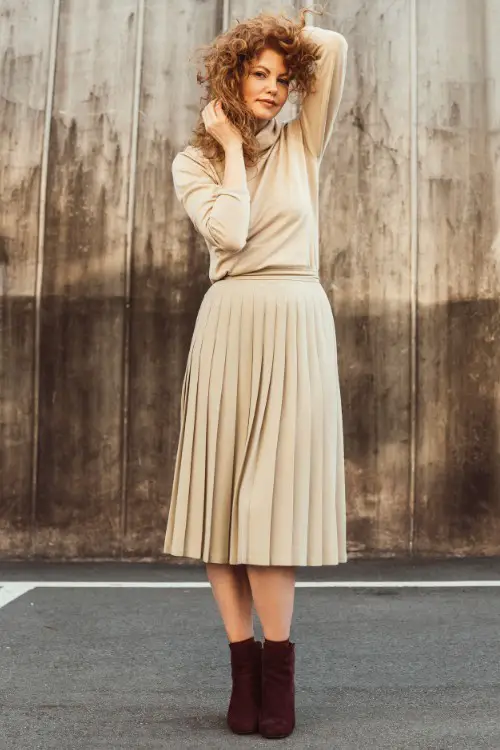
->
xmin=415 ymin=0 xmax=500 ymax=554
xmin=34 ymin=0 xmax=138 ymax=557
xmin=124 ymin=0 xmax=221 ymax=557
xmin=321 ymin=0 xmax=413 ymax=555
xmin=0 ymin=0 xmax=54 ymax=556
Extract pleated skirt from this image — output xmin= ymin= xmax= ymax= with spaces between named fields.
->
xmin=163 ymin=271 xmax=347 ymax=566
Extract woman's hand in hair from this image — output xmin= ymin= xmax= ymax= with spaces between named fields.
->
xmin=202 ymin=99 xmax=243 ymax=153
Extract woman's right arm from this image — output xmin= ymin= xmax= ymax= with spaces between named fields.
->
xmin=171 ymin=146 xmax=250 ymax=253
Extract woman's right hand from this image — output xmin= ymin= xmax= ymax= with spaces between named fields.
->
xmin=202 ymin=99 xmax=243 ymax=152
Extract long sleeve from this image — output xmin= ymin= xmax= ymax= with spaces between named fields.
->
xmin=171 ymin=151 xmax=251 ymax=253
xmin=298 ymin=26 xmax=348 ymax=161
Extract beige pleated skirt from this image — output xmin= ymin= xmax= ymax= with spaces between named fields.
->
xmin=163 ymin=270 xmax=347 ymax=566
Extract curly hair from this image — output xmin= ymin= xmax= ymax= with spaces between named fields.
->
xmin=188 ymin=4 xmax=326 ymax=167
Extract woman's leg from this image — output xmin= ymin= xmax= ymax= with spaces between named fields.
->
xmin=246 ymin=565 xmax=296 ymax=739
xmin=205 ymin=563 xmax=255 ymax=642
xmin=245 ymin=566 xmax=296 ymax=640
xmin=207 ymin=563 xmax=262 ymax=734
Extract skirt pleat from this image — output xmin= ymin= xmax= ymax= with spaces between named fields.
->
xmin=164 ymin=275 xmax=347 ymax=566
xmin=292 ymin=295 xmax=312 ymax=562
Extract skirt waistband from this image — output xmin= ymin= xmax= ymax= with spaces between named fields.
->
xmin=218 ymin=268 xmax=320 ymax=283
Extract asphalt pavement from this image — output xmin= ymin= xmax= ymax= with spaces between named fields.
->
xmin=1 ymin=558 xmax=499 ymax=749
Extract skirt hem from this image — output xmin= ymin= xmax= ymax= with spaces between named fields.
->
xmin=163 ymin=547 xmax=349 ymax=567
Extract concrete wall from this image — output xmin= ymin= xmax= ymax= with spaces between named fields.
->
xmin=1 ymin=0 xmax=499 ymax=559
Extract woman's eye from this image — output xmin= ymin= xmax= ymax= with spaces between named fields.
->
xmin=253 ymin=71 xmax=289 ymax=86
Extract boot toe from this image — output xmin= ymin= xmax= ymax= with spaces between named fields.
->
xmin=228 ymin=714 xmax=260 ymax=735
xmin=259 ymin=716 xmax=295 ymax=739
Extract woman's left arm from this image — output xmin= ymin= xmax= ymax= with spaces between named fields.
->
xmin=297 ymin=26 xmax=348 ymax=162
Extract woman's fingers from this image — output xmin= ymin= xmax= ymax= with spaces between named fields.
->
xmin=205 ymin=99 xmax=223 ymax=120
xmin=202 ymin=100 xmax=214 ymax=125
xmin=201 ymin=97 xmax=241 ymax=149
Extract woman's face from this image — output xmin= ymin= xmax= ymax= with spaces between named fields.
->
xmin=241 ymin=47 xmax=290 ymax=122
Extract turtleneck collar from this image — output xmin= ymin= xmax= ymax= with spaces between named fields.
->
xmin=255 ymin=117 xmax=282 ymax=153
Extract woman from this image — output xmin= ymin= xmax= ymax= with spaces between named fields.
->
xmin=164 ymin=5 xmax=348 ymax=740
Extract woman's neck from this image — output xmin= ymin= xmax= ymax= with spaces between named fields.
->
xmin=255 ymin=118 xmax=271 ymax=134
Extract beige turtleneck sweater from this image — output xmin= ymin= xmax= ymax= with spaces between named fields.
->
xmin=172 ymin=26 xmax=348 ymax=282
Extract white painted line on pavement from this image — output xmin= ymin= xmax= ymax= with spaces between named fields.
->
xmin=0 ymin=580 xmax=499 ymax=591
xmin=0 ymin=584 xmax=35 ymax=610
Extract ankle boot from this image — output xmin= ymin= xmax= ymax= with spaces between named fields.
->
xmin=259 ymin=638 xmax=295 ymax=739
xmin=227 ymin=637 xmax=262 ymax=734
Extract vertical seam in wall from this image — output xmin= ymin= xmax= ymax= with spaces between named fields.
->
xmin=409 ymin=0 xmax=418 ymax=555
xmin=30 ymin=0 xmax=61 ymax=556
xmin=119 ymin=0 xmax=146 ymax=555
xmin=222 ymin=0 xmax=230 ymax=30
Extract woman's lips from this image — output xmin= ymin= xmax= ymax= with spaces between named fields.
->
xmin=258 ymin=100 xmax=276 ymax=107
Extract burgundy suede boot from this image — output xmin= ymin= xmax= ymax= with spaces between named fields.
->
xmin=227 ymin=637 xmax=262 ymax=734
xmin=259 ymin=638 xmax=296 ymax=739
